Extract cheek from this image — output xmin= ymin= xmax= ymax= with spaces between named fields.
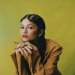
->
xmin=20 ymin=30 xmax=22 ymax=35
xmin=29 ymin=30 xmax=38 ymax=36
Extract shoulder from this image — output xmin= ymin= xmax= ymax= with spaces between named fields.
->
xmin=45 ymin=38 xmax=63 ymax=54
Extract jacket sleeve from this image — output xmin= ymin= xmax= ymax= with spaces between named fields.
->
xmin=10 ymin=52 xmax=29 ymax=75
xmin=39 ymin=45 xmax=62 ymax=75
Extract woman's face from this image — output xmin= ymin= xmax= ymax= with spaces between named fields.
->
xmin=20 ymin=19 xmax=39 ymax=42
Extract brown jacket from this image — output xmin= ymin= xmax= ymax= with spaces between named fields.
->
xmin=10 ymin=39 xmax=62 ymax=75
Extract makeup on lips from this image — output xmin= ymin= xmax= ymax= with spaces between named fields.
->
xmin=22 ymin=35 xmax=28 ymax=38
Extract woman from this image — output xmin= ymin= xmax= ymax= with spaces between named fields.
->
xmin=11 ymin=14 xmax=62 ymax=75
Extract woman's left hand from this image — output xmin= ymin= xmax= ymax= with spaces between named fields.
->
xmin=14 ymin=41 xmax=38 ymax=56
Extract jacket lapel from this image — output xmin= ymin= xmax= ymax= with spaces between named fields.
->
xmin=10 ymin=52 xmax=18 ymax=71
xmin=16 ymin=53 xmax=22 ymax=75
xmin=27 ymin=54 xmax=33 ymax=75
xmin=11 ymin=52 xmax=22 ymax=75
xmin=11 ymin=52 xmax=33 ymax=75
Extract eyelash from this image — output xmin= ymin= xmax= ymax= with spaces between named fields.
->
xmin=20 ymin=27 xmax=33 ymax=29
xmin=29 ymin=27 xmax=33 ymax=29
xmin=20 ymin=27 xmax=24 ymax=29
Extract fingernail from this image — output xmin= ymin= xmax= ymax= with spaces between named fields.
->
xmin=20 ymin=46 xmax=22 ymax=48
xmin=17 ymin=47 xmax=19 ymax=49
xmin=14 ymin=42 xmax=17 ymax=43
xmin=15 ymin=48 xmax=17 ymax=50
xmin=15 ymin=47 xmax=19 ymax=49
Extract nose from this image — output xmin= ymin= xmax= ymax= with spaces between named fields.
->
xmin=22 ymin=28 xmax=28 ymax=34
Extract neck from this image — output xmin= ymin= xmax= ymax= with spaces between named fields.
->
xmin=30 ymin=39 xmax=39 ymax=47
xmin=21 ymin=38 xmax=39 ymax=47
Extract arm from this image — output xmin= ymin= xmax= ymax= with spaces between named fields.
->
xmin=39 ymin=45 xmax=62 ymax=75
xmin=10 ymin=52 xmax=29 ymax=75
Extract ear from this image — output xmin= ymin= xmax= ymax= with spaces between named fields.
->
xmin=39 ymin=29 xmax=44 ymax=37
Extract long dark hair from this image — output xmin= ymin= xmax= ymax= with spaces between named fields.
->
xmin=20 ymin=14 xmax=46 ymax=63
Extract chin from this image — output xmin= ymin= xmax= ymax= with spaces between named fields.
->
xmin=22 ymin=39 xmax=29 ymax=42
xmin=21 ymin=38 xmax=31 ymax=42
xmin=22 ymin=38 xmax=35 ymax=42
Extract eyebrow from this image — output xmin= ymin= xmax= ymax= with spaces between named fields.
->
xmin=20 ymin=24 xmax=34 ymax=26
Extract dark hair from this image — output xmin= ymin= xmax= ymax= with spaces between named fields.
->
xmin=20 ymin=14 xmax=46 ymax=63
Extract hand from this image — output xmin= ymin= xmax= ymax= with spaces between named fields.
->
xmin=14 ymin=41 xmax=38 ymax=57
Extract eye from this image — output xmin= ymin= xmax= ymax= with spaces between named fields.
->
xmin=20 ymin=27 xmax=24 ymax=29
xmin=28 ymin=27 xmax=33 ymax=29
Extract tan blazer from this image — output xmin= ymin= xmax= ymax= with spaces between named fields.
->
xmin=10 ymin=39 xmax=62 ymax=75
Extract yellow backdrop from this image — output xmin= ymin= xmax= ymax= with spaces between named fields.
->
xmin=0 ymin=0 xmax=75 ymax=75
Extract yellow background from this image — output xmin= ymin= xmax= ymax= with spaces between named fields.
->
xmin=0 ymin=0 xmax=75 ymax=75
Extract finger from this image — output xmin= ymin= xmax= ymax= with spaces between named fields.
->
xmin=20 ymin=43 xmax=27 ymax=48
xmin=15 ymin=43 xmax=22 ymax=49
xmin=14 ymin=42 xmax=22 ymax=44
xmin=20 ymin=42 xmax=30 ymax=48
xmin=19 ymin=48 xmax=24 ymax=55
xmin=27 ymin=45 xmax=33 ymax=52
xmin=15 ymin=50 xmax=19 ymax=54
xmin=27 ymin=45 xmax=33 ymax=50
xmin=24 ymin=46 xmax=32 ymax=54
xmin=20 ymin=42 xmax=32 ymax=48
xmin=22 ymin=48 xmax=29 ymax=56
xmin=15 ymin=49 xmax=20 ymax=54
xmin=15 ymin=48 xmax=24 ymax=55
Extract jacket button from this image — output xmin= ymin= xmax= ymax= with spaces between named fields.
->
xmin=33 ymin=69 xmax=37 ymax=73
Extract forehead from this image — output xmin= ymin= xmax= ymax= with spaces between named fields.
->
xmin=20 ymin=19 xmax=36 ymax=26
xmin=20 ymin=24 xmax=34 ymax=26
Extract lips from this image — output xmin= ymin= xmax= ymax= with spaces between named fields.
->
xmin=22 ymin=35 xmax=28 ymax=38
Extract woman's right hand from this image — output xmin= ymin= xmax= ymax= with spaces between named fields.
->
xmin=14 ymin=41 xmax=33 ymax=57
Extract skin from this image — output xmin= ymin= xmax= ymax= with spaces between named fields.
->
xmin=20 ymin=19 xmax=39 ymax=42
xmin=15 ymin=18 xmax=43 ymax=57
